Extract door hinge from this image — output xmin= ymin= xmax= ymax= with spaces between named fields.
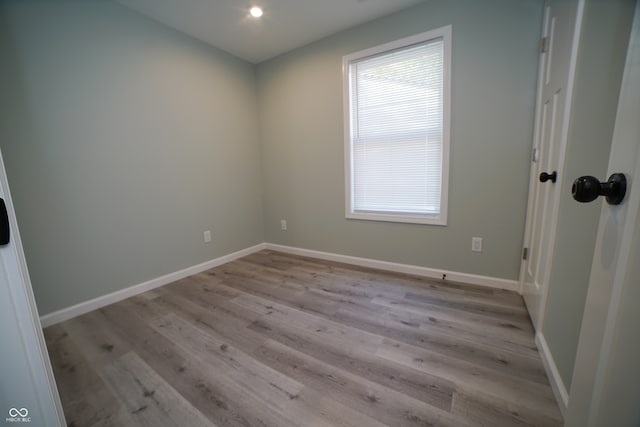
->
xmin=540 ymin=37 xmax=549 ymax=53
xmin=523 ymin=247 xmax=529 ymax=260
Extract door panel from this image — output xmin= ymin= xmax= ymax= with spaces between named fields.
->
xmin=0 ymin=150 xmax=65 ymax=426
xmin=522 ymin=0 xmax=582 ymax=330
xmin=566 ymin=4 xmax=640 ymax=424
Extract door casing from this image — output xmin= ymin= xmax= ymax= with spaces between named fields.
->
xmin=0 ymin=149 xmax=65 ymax=426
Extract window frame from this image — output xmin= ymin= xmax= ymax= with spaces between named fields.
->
xmin=343 ymin=25 xmax=451 ymax=226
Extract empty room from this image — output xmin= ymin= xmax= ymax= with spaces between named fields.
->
xmin=1 ymin=0 xmax=639 ymax=426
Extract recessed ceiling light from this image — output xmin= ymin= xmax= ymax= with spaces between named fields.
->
xmin=249 ymin=6 xmax=263 ymax=18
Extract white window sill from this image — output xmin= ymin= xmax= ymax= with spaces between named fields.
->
xmin=346 ymin=211 xmax=447 ymax=226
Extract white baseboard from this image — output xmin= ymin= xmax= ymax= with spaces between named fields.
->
xmin=264 ymin=243 xmax=519 ymax=291
xmin=536 ymin=332 xmax=569 ymax=417
xmin=39 ymin=243 xmax=267 ymax=327
xmin=40 ymin=241 xmax=519 ymax=327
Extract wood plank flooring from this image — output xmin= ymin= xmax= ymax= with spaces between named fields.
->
xmin=44 ymin=250 xmax=563 ymax=427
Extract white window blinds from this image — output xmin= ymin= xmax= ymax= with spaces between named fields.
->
xmin=345 ymin=29 xmax=449 ymax=225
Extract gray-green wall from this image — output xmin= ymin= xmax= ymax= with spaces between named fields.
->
xmin=1 ymin=0 xmax=545 ymax=318
xmin=0 ymin=0 xmax=264 ymax=315
xmin=257 ymin=0 xmax=543 ymax=280
xmin=542 ymin=0 xmax=635 ymax=392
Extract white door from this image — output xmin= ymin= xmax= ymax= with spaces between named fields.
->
xmin=566 ymin=3 xmax=640 ymax=425
xmin=0 ymin=150 xmax=65 ymax=426
xmin=521 ymin=0 xmax=583 ymax=330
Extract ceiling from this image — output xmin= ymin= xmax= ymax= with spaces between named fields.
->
xmin=115 ymin=0 xmax=425 ymax=64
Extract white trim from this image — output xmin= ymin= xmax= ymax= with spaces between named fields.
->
xmin=343 ymin=25 xmax=451 ymax=227
xmin=1 ymin=150 xmax=66 ymax=426
xmin=264 ymin=243 xmax=518 ymax=291
xmin=40 ymin=240 xmax=520 ymax=327
xmin=345 ymin=211 xmax=446 ymax=226
xmin=39 ymin=243 xmax=266 ymax=327
xmin=536 ymin=332 xmax=569 ymax=417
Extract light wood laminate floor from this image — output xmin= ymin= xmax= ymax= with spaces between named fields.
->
xmin=44 ymin=250 xmax=562 ymax=427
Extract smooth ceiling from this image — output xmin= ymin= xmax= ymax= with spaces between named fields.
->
xmin=116 ymin=0 xmax=425 ymax=63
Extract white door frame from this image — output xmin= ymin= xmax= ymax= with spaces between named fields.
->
xmin=519 ymin=0 xmax=585 ymax=332
xmin=0 ymin=149 xmax=65 ymax=426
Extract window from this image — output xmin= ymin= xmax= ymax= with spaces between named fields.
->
xmin=343 ymin=26 xmax=451 ymax=225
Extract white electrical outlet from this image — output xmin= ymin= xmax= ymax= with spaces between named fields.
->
xmin=472 ymin=237 xmax=482 ymax=252
xmin=203 ymin=230 xmax=212 ymax=243
xmin=280 ymin=220 xmax=287 ymax=231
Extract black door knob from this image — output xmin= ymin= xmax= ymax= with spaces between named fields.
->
xmin=0 ymin=198 xmax=9 ymax=246
xmin=572 ymin=173 xmax=627 ymax=205
xmin=539 ymin=171 xmax=557 ymax=183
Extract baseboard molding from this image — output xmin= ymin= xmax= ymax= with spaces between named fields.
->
xmin=264 ymin=243 xmax=519 ymax=291
xmin=39 ymin=243 xmax=267 ymax=327
xmin=40 ymin=241 xmax=519 ymax=327
xmin=536 ymin=332 xmax=569 ymax=417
